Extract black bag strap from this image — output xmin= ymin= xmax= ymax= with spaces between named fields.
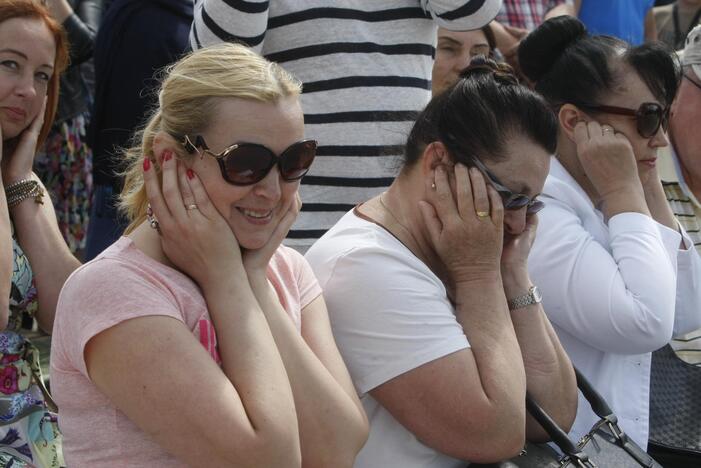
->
xmin=525 ymin=368 xmax=658 ymax=467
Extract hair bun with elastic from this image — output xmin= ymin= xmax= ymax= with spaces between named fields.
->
xmin=460 ymin=55 xmax=519 ymax=86
xmin=518 ymin=16 xmax=587 ymax=83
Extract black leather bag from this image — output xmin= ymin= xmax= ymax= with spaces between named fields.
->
xmin=647 ymin=344 xmax=701 ymax=467
xmin=472 ymin=368 xmax=661 ymax=467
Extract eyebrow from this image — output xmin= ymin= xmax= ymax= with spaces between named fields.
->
xmin=437 ymin=37 xmax=462 ymax=47
xmin=0 ymin=48 xmax=54 ymax=70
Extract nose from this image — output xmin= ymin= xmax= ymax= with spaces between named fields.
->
xmin=14 ymin=72 xmax=38 ymax=99
xmin=252 ymin=165 xmax=282 ymax=201
xmin=503 ymin=209 xmax=527 ymax=236
xmin=649 ymin=125 xmax=669 ymax=149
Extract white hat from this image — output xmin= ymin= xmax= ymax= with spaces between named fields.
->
xmin=682 ymin=24 xmax=701 ymax=79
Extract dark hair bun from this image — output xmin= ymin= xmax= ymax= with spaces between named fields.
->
xmin=460 ymin=55 xmax=519 ymax=86
xmin=519 ymin=16 xmax=587 ymax=83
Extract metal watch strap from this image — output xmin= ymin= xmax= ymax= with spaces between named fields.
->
xmin=507 ymin=286 xmax=541 ymax=310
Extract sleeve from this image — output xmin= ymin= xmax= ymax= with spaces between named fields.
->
xmin=671 ymin=226 xmax=701 ymax=336
xmin=291 ymin=251 xmax=323 ymax=309
xmin=62 ymin=13 xmax=96 ymax=65
xmin=421 ymin=0 xmax=503 ymax=31
xmin=322 ymin=247 xmax=469 ymax=395
xmin=190 ymin=0 xmax=269 ymax=52
xmin=529 ymin=198 xmax=679 ymax=355
xmin=55 ymin=259 xmax=184 ymax=380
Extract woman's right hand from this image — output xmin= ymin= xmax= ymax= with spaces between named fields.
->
xmin=418 ymin=163 xmax=504 ymax=289
xmin=574 ymin=120 xmax=642 ymax=201
xmin=143 ymin=150 xmax=245 ymax=289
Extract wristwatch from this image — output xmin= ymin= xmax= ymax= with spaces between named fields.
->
xmin=507 ymin=286 xmax=542 ymax=311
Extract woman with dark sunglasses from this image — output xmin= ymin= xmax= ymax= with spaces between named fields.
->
xmin=519 ymin=15 xmax=701 ymax=451
xmin=49 ymin=43 xmax=368 ymax=467
xmin=305 ymin=58 xmax=577 ymax=467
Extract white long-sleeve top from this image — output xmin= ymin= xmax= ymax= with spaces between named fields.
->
xmin=529 ymin=157 xmax=701 ymax=449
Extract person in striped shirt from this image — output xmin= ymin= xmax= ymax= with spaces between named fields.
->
xmin=190 ymin=0 xmax=503 ymax=251
xmin=659 ymin=25 xmax=701 ymax=364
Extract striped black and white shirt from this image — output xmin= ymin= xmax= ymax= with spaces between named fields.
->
xmin=191 ymin=0 xmax=502 ymax=251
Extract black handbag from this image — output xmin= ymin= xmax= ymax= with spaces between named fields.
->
xmin=647 ymin=344 xmax=701 ymax=467
xmin=472 ymin=368 xmax=661 ymax=467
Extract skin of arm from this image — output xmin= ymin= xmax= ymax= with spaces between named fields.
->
xmin=368 ymin=165 xmax=528 ymax=463
xmin=242 ymin=192 xmax=368 ymax=468
xmin=45 ymin=0 xmax=73 ymax=23
xmin=247 ymin=282 xmax=369 ymax=468
xmin=83 ymin=153 xmax=303 ymax=467
xmin=0 ymin=177 xmax=11 ymax=329
xmin=501 ymin=215 xmax=577 ymax=442
xmin=544 ymin=3 xmax=576 ymax=20
xmin=2 ymin=107 xmax=79 ymax=333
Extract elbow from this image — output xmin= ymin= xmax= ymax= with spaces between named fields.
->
xmin=442 ymin=411 xmax=526 ymax=463
xmin=304 ymin=416 xmax=369 ymax=468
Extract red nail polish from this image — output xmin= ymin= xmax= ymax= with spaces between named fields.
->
xmin=163 ymin=150 xmax=173 ymax=162
xmin=143 ymin=158 xmax=151 ymax=171
xmin=187 ymin=169 xmax=194 ymax=180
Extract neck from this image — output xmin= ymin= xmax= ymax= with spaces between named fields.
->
xmin=127 ymin=220 xmax=176 ymax=268
xmin=379 ymin=175 xmax=448 ymax=282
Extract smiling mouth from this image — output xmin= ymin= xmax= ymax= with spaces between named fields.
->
xmin=237 ymin=207 xmax=273 ymax=219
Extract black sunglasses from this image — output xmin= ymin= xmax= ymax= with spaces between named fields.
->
xmin=181 ymin=135 xmax=317 ymax=186
xmin=576 ymin=102 xmax=669 ymax=139
xmin=469 ymin=156 xmax=544 ymax=215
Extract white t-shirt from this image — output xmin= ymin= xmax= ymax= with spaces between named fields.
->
xmin=305 ymin=209 xmax=470 ymax=468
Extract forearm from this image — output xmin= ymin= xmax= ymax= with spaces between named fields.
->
xmin=202 ymin=274 xmax=300 ymax=452
xmin=0 ymin=187 xmax=11 ymax=329
xmin=454 ymin=275 xmax=527 ymax=429
xmin=46 ymin=0 xmax=73 ymax=23
xmin=544 ymin=3 xmax=575 ymax=20
xmin=10 ymin=177 xmax=79 ymax=331
xmin=249 ymin=276 xmax=366 ymax=467
xmin=503 ymin=270 xmax=577 ymax=440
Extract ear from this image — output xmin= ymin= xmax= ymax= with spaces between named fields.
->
xmin=152 ymin=131 xmax=185 ymax=166
xmin=420 ymin=141 xmax=453 ymax=178
xmin=559 ymin=104 xmax=586 ymax=143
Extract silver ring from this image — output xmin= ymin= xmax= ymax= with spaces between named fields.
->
xmin=185 ymin=204 xmax=198 ymax=211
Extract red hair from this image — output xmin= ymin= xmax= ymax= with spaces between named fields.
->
xmin=0 ymin=0 xmax=69 ymax=147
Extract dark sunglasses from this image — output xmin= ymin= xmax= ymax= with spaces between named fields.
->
xmin=577 ymin=102 xmax=669 ymax=139
xmin=181 ymin=135 xmax=317 ymax=186
xmin=469 ymin=156 xmax=544 ymax=215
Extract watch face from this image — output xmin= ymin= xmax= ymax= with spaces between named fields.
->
xmin=532 ymin=286 xmax=543 ymax=302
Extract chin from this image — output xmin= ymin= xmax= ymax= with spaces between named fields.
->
xmin=0 ymin=120 xmax=23 ymax=141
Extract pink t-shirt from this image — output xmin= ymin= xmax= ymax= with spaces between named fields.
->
xmin=50 ymin=237 xmax=322 ymax=467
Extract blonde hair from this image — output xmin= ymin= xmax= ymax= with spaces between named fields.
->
xmin=119 ymin=43 xmax=302 ymax=234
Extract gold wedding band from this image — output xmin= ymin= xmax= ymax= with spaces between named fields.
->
xmin=476 ymin=211 xmax=490 ymax=218
xmin=185 ymin=204 xmax=198 ymax=211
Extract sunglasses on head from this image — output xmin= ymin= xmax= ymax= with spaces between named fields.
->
xmin=181 ymin=135 xmax=317 ymax=186
xmin=577 ymin=102 xmax=669 ymax=139
xmin=469 ymin=156 xmax=544 ymax=215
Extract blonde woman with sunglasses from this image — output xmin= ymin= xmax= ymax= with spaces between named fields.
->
xmin=49 ymin=43 xmax=368 ymax=468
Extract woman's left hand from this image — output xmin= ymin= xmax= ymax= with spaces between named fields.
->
xmin=500 ymin=214 xmax=538 ymax=277
xmin=1 ymin=97 xmax=46 ymax=185
xmin=242 ymin=192 xmax=302 ymax=279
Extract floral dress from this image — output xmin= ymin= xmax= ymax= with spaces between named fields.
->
xmin=0 ymin=236 xmax=64 ymax=467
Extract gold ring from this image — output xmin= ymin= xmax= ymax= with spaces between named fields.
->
xmin=476 ymin=211 xmax=489 ymax=218
xmin=185 ymin=204 xmax=198 ymax=211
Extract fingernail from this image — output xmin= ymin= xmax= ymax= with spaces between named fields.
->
xmin=187 ymin=169 xmax=194 ymax=180
xmin=163 ymin=150 xmax=173 ymax=162
xmin=143 ymin=158 xmax=151 ymax=171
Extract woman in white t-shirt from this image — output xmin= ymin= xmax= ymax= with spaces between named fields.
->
xmin=519 ymin=16 xmax=701 ymax=449
xmin=306 ymin=57 xmax=577 ymax=468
